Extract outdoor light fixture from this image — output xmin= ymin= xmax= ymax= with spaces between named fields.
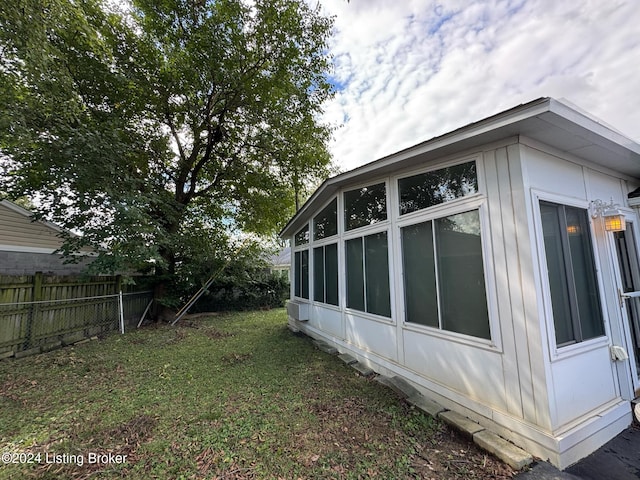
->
xmin=591 ymin=199 xmax=627 ymax=232
xmin=604 ymin=210 xmax=625 ymax=231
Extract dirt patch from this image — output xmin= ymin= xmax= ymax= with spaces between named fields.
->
xmin=166 ymin=329 xmax=187 ymax=344
xmin=196 ymin=447 xmax=257 ymax=479
xmin=99 ymin=414 xmax=157 ymax=455
xmin=221 ymin=353 xmax=252 ymax=365
xmin=175 ymin=313 xmax=220 ymax=329
xmin=33 ymin=414 xmax=157 ymax=479
xmin=204 ymin=328 xmax=234 ymax=340
xmin=413 ymin=427 xmax=515 ymax=479
xmin=288 ymin=396 xmax=516 ymax=479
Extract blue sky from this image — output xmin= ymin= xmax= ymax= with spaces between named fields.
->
xmin=317 ymin=0 xmax=640 ymax=171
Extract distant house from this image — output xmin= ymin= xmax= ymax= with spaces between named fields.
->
xmin=0 ymin=200 xmax=96 ymax=275
xmin=281 ymin=98 xmax=640 ymax=469
xmin=268 ymin=247 xmax=291 ymax=280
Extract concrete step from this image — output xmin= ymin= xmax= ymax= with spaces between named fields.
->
xmin=474 ymin=430 xmax=533 ymax=470
xmin=338 ymin=353 xmax=357 ymax=365
xmin=375 ymin=375 xmax=421 ymax=399
xmin=351 ymin=362 xmax=374 ymax=377
xmin=312 ymin=340 xmax=338 ymax=355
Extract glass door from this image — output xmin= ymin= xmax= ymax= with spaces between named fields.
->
xmin=613 ymin=223 xmax=640 ymax=395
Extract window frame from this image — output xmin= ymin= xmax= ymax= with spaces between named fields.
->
xmin=532 ymin=190 xmax=610 ymax=359
xmin=400 ymin=209 xmax=491 ymax=338
xmin=313 ymin=197 xmax=338 ymax=241
xmin=397 ymin=159 xmax=481 ymax=216
xmin=293 ymin=249 xmax=309 ymax=300
xmin=294 ymin=223 xmax=310 ymax=246
xmin=313 ymin=242 xmax=339 ymax=306
xmin=343 ymin=180 xmax=389 ymax=232
xmin=292 ymin=222 xmax=311 ymax=301
xmin=344 ymin=227 xmax=393 ymax=319
xmin=339 ymin=179 xmax=393 ymax=322
xmin=395 ymin=196 xmax=496 ymax=346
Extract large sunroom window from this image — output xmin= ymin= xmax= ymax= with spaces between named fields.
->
xmin=313 ymin=198 xmax=338 ymax=240
xmin=294 ymin=224 xmax=309 ymax=246
xmin=539 ymin=201 xmax=605 ymax=346
xmin=313 ymin=243 xmax=338 ymax=305
xmin=344 ymin=182 xmax=387 ymax=231
xmin=345 ymin=232 xmax=391 ymax=317
xmin=398 ymin=161 xmax=478 ymax=215
xmin=293 ymin=224 xmax=309 ymax=300
xmin=293 ymin=250 xmax=309 ymax=299
xmin=401 ymin=209 xmax=490 ymax=339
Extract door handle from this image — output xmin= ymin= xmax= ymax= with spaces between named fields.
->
xmin=619 ymin=289 xmax=640 ymax=307
xmin=610 ymin=345 xmax=629 ymax=361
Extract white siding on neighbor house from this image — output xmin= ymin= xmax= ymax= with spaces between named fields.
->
xmin=0 ymin=201 xmax=97 ymax=275
xmin=0 ymin=202 xmax=63 ymax=252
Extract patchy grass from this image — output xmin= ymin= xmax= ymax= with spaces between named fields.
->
xmin=0 ymin=309 xmax=515 ymax=479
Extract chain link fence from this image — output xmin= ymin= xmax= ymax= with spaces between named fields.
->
xmin=0 ymin=291 xmax=153 ymax=356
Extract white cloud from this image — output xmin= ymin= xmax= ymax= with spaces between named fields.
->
xmin=317 ymin=0 xmax=640 ymax=171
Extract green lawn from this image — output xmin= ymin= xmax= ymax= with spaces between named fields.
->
xmin=0 ymin=309 xmax=514 ymax=479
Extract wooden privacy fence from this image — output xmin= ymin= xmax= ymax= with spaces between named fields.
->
xmin=0 ymin=273 xmax=153 ymax=356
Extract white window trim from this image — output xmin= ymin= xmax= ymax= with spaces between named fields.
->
xmin=311 ymin=242 xmax=340 ymax=307
xmin=292 ymin=221 xmax=311 ymax=302
xmin=391 ymin=155 xmax=500 ymax=350
xmin=395 ymin=154 xmax=485 ymax=215
xmin=343 ymin=307 xmax=396 ymax=326
xmin=342 ymin=178 xmax=391 ymax=234
xmin=343 ymin=227 xmax=394 ymax=322
xmin=312 ymin=197 xmax=339 ymax=243
xmin=293 ymin=222 xmax=311 ymax=249
xmin=530 ymin=189 xmax=611 ymax=361
xmin=395 ymin=195 xmax=486 ymax=229
xmin=394 ymin=199 xmax=502 ymax=351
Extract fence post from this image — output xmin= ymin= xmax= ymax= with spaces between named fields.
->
xmin=23 ymin=271 xmax=43 ymax=350
xmin=116 ymin=275 xmax=124 ymax=334
xmin=119 ymin=291 xmax=125 ymax=334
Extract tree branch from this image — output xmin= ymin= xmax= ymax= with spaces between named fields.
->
xmin=165 ymin=111 xmax=188 ymax=165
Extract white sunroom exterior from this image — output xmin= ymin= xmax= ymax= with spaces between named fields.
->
xmin=281 ymin=98 xmax=640 ymax=469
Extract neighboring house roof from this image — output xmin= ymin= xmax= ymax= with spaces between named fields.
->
xmin=268 ymin=247 xmax=291 ymax=269
xmin=280 ymin=97 xmax=640 ymax=238
xmin=0 ymin=199 xmax=92 ymax=255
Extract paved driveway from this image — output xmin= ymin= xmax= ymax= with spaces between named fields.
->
xmin=516 ymin=424 xmax=640 ymax=480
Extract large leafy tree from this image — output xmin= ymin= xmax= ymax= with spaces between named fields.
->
xmin=0 ymin=0 xmax=333 ymax=293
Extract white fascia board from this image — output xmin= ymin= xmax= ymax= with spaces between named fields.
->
xmin=543 ymin=100 xmax=640 ymax=167
xmin=549 ymin=98 xmax=640 ymax=154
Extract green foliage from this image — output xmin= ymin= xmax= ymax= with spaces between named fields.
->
xmin=158 ymin=234 xmax=290 ymax=310
xmin=194 ymin=270 xmax=290 ymax=312
xmin=0 ymin=0 xmax=334 ymax=279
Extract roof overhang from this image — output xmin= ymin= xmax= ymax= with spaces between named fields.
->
xmin=280 ymin=97 xmax=640 ymax=238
